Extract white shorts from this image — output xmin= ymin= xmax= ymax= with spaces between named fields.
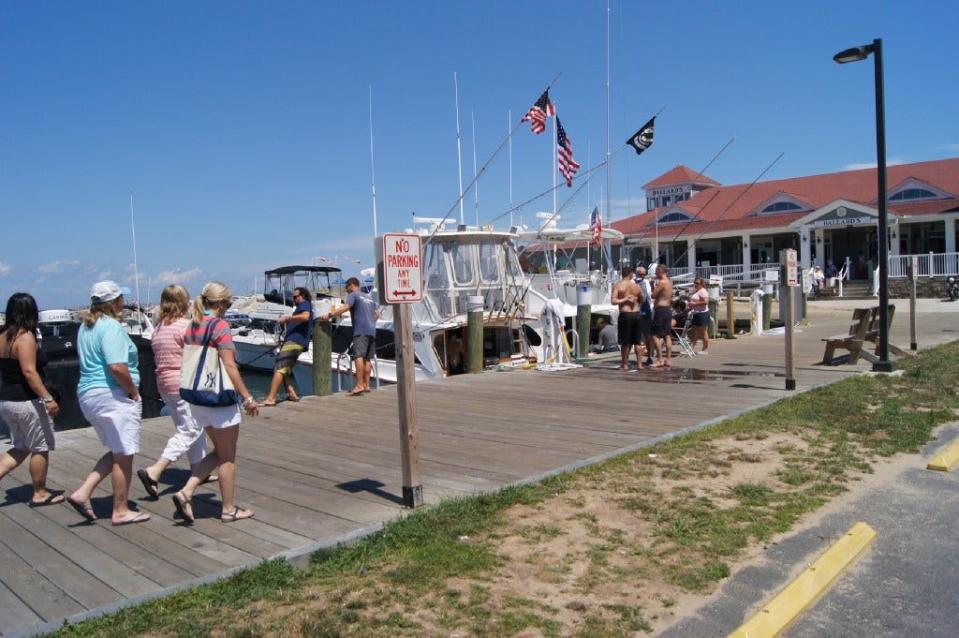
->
xmin=0 ymin=400 xmax=56 ymax=452
xmin=79 ymin=387 xmax=141 ymax=455
xmin=190 ymin=403 xmax=241 ymax=430
xmin=159 ymin=393 xmax=207 ymax=465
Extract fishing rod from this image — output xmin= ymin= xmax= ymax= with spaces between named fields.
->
xmin=667 ymin=151 xmax=786 ymax=272
xmin=424 ymin=73 xmax=563 ymax=246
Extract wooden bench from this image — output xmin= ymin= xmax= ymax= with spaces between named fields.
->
xmin=822 ymin=305 xmax=904 ymax=365
xmin=821 ymin=307 xmax=872 ymax=364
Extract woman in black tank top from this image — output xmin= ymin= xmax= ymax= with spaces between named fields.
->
xmin=0 ymin=293 xmax=63 ymax=506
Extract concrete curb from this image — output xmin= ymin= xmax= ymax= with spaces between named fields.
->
xmin=728 ymin=522 xmax=877 ymax=638
xmin=927 ymin=438 xmax=959 ymax=472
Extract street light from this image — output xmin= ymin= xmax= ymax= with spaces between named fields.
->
xmin=834 ymin=38 xmax=895 ymax=372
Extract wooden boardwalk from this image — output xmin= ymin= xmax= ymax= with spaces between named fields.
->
xmin=1 ymin=308 xmax=955 ymax=637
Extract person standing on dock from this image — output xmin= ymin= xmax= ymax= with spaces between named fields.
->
xmin=634 ymin=265 xmax=656 ymax=366
xmin=611 ymin=265 xmax=644 ymax=370
xmin=688 ymin=277 xmax=711 ymax=355
xmin=323 ymin=277 xmax=378 ymax=396
xmin=0 ymin=292 xmax=63 ymax=506
xmin=67 ymin=281 xmax=149 ymax=525
xmin=651 ymin=265 xmax=674 ymax=368
xmin=261 ymin=287 xmax=313 ymax=406
xmin=136 ymin=285 xmax=211 ymax=499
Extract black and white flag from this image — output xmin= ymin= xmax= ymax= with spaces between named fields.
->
xmin=626 ymin=117 xmax=655 ymax=155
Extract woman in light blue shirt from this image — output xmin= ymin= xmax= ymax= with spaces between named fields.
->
xmin=66 ymin=281 xmax=150 ymax=526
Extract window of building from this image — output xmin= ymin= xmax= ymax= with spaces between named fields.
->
xmin=761 ymin=201 xmax=805 ymax=214
xmin=647 ymin=197 xmax=656 ymax=210
xmin=889 ymin=188 xmax=938 ymax=202
xmin=658 ymin=211 xmax=692 ymax=224
xmin=662 ymin=196 xmax=672 ymax=207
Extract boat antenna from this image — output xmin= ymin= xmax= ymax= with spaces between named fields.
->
xmin=128 ymin=190 xmax=141 ymax=310
xmin=454 ymin=72 xmax=465 ymax=226
xmin=471 ymin=110 xmax=479 ymax=226
xmin=368 ymin=84 xmax=379 ymax=237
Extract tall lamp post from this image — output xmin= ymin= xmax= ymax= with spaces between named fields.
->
xmin=834 ymin=38 xmax=895 ymax=372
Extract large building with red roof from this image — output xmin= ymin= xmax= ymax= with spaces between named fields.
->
xmin=611 ymin=157 xmax=959 ymax=280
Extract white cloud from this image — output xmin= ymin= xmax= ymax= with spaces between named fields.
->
xmin=37 ymin=259 xmax=80 ymax=274
xmin=154 ymin=267 xmax=203 ymax=285
xmin=936 ymin=143 xmax=959 ymax=151
xmin=97 ymin=270 xmax=113 ymax=280
xmin=0 ymin=261 xmax=11 ymax=276
xmin=842 ymin=157 xmax=907 ymax=171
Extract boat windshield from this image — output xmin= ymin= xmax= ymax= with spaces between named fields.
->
xmin=450 ymin=243 xmax=474 ymax=286
xmin=479 ymin=243 xmax=500 ymax=283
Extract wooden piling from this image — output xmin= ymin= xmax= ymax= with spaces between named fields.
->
xmin=576 ymin=302 xmax=591 ymax=359
xmin=725 ymin=291 xmax=736 ymax=339
xmin=312 ymin=317 xmax=332 ymax=396
xmin=762 ymin=293 xmax=773 ymax=330
xmin=467 ymin=295 xmax=484 ymax=373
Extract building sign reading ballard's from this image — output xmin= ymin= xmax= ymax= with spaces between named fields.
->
xmin=812 ymin=205 xmax=877 ymax=228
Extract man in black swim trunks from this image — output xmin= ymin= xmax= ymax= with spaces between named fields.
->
xmin=651 ymin=264 xmax=673 ymax=368
xmin=611 ymin=265 xmax=645 ymax=370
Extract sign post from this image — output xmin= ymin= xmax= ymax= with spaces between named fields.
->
xmin=909 ymin=255 xmax=918 ymax=351
xmin=781 ymin=249 xmax=797 ymax=391
xmin=377 ymin=233 xmax=424 ymax=508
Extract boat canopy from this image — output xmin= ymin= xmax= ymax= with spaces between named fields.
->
xmin=264 ymin=265 xmax=342 ymax=276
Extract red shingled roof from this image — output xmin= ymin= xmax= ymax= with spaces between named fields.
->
xmin=617 ymin=157 xmax=959 ymax=239
xmin=642 ymin=165 xmax=721 ymax=190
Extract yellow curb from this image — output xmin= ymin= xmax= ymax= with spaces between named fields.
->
xmin=927 ymin=439 xmax=959 ymax=472
xmin=728 ymin=522 xmax=876 ymax=638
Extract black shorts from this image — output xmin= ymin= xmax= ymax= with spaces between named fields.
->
xmin=617 ymin=311 xmax=642 ymax=346
xmin=353 ymin=335 xmax=376 ymax=359
xmin=653 ymin=306 xmax=672 ymax=337
xmin=691 ymin=311 xmax=710 ymax=327
xmin=638 ymin=313 xmax=652 ymax=337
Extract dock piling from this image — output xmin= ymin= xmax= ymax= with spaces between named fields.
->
xmin=467 ymin=295 xmax=484 ymax=373
xmin=312 ymin=317 xmax=332 ymax=396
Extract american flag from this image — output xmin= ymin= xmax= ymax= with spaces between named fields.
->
xmin=521 ymin=89 xmax=556 ymax=134
xmin=556 ymin=117 xmax=580 ymax=187
xmin=589 ymin=207 xmax=602 ymax=245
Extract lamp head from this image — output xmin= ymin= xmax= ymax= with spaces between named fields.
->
xmin=833 ymin=44 xmax=874 ymax=64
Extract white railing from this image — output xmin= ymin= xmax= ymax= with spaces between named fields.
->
xmin=695 ymin=263 xmax=780 ymax=282
xmin=889 ymin=252 xmax=959 ymax=278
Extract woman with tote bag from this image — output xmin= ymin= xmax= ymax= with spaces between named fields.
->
xmin=172 ymin=281 xmax=258 ymax=524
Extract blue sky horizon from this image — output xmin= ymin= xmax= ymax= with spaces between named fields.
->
xmin=2 ymin=1 xmax=957 ymax=308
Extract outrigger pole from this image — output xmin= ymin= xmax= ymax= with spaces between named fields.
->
xmin=424 ymin=73 xmax=563 ymax=246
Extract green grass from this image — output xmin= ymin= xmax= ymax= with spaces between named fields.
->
xmin=51 ymin=341 xmax=959 ymax=637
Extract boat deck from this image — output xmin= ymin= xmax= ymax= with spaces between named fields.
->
xmin=1 ymin=306 xmax=955 ymax=637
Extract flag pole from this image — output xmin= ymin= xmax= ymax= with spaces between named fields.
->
xmin=605 ymin=0 xmax=612 ymax=227
xmin=368 ymin=85 xmax=379 ymax=237
xmin=454 ymin=72 xmax=465 ymax=225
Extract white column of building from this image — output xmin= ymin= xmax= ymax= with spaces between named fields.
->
xmin=687 ymin=240 xmax=697 ymax=274
xmin=741 ymin=235 xmax=751 ymax=274
xmin=945 ymin=217 xmax=957 ymax=254
xmin=800 ymin=227 xmax=812 ymax=269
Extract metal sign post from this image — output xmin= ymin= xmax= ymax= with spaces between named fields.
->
xmin=782 ymin=249 xmax=797 ymax=391
xmin=376 ymin=233 xmax=424 ymax=508
xmin=909 ymin=255 xmax=918 ymax=351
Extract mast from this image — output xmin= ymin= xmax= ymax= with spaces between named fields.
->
xmin=454 ymin=72 xmax=465 ymax=225
xmin=471 ymin=111 xmax=479 ymax=226
xmin=368 ymin=85 xmax=379 ymax=237
xmin=605 ymin=0 xmax=612 ymax=227
xmin=508 ymin=109 xmax=514 ymax=228
xmin=128 ymin=191 xmax=141 ymax=310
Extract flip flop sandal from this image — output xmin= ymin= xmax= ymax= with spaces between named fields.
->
xmin=172 ymin=492 xmax=195 ymax=524
xmin=66 ymin=496 xmax=96 ymax=522
xmin=112 ymin=511 xmax=151 ymax=526
xmin=258 ymin=400 xmax=277 ymax=407
xmin=221 ymin=507 xmax=254 ymax=523
xmin=30 ymin=491 xmax=65 ymax=507
xmin=136 ymin=469 xmax=159 ymax=499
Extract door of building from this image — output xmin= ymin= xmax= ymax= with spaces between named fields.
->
xmin=826 ymin=226 xmax=877 ymax=280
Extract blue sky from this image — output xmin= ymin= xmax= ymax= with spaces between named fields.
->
xmin=2 ymin=1 xmax=957 ymax=308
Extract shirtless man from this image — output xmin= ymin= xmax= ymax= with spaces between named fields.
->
xmin=611 ymin=265 xmax=645 ymax=369
xmin=651 ymin=264 xmax=674 ymax=368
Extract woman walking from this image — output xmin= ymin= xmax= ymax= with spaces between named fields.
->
xmin=172 ymin=281 xmax=258 ymax=524
xmin=136 ymin=285 xmax=211 ymax=499
xmin=0 ymin=293 xmax=63 ymax=506
xmin=67 ymin=281 xmax=150 ymax=525
xmin=688 ymin=277 xmax=711 ymax=355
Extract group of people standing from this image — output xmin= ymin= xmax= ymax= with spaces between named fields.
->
xmin=0 ymin=280 xmax=258 ymax=526
xmin=611 ymin=263 xmax=711 ymax=369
